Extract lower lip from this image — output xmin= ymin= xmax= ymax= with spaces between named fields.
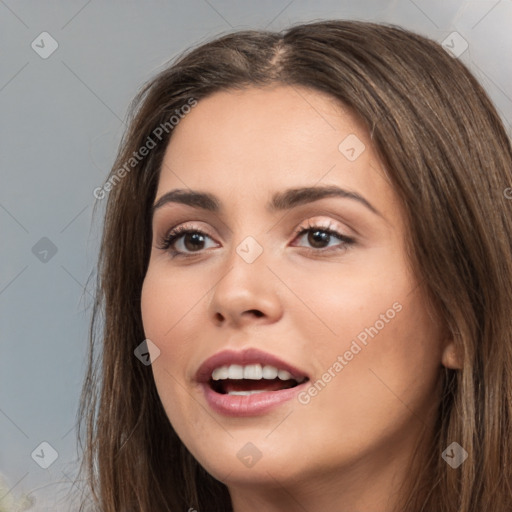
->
xmin=201 ymin=381 xmax=309 ymax=417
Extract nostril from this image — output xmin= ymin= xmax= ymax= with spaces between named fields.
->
xmin=213 ymin=310 xmax=263 ymax=323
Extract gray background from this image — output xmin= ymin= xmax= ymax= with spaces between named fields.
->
xmin=1 ymin=1 xmax=511 ymax=510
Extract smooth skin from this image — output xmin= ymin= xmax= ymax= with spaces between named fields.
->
xmin=141 ymin=85 xmax=461 ymax=512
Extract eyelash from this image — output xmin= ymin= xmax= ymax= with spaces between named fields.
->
xmin=157 ymin=221 xmax=355 ymax=258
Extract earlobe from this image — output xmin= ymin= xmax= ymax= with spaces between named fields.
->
xmin=441 ymin=340 xmax=463 ymax=370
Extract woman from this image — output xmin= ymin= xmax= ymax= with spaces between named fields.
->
xmin=78 ymin=20 xmax=512 ymax=511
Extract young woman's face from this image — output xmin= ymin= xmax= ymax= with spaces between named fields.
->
xmin=141 ymin=85 xmax=456 ymax=505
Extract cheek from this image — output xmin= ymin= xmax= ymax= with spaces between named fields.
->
xmin=141 ymin=264 xmax=210 ymax=345
xmin=296 ymin=258 xmax=442 ymax=411
xmin=306 ymin=289 xmax=443 ymax=432
xmin=140 ymin=269 xmax=200 ymax=421
xmin=140 ymin=268 xmax=200 ymax=397
xmin=285 ymin=255 xmax=402 ymax=360
xmin=141 ymin=279 xmax=167 ymax=341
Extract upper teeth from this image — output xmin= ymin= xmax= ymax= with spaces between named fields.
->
xmin=211 ymin=364 xmax=305 ymax=383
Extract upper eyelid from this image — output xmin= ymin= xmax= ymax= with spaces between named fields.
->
xmin=153 ymin=201 xmax=367 ymax=237
xmin=153 ymin=208 xmax=233 ymax=236
xmin=163 ymin=217 xmax=347 ymax=237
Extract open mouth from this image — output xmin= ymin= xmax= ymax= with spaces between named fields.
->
xmin=198 ymin=354 xmax=310 ymax=415
xmin=210 ymin=377 xmax=305 ymax=395
xmin=208 ymin=364 xmax=308 ymax=396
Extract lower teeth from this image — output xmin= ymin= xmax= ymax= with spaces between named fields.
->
xmin=227 ymin=390 xmax=267 ymax=396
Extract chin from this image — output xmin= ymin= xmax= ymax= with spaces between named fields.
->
xmin=184 ymin=430 xmax=316 ymax=486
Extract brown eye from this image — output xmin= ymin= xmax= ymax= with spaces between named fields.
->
xmin=158 ymin=227 xmax=219 ymax=256
xmin=307 ymin=229 xmax=332 ymax=248
xmin=182 ymin=232 xmax=207 ymax=251
xmin=293 ymin=225 xmax=355 ymax=252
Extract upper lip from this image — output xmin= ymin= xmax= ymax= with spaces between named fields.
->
xmin=195 ymin=347 xmax=310 ymax=383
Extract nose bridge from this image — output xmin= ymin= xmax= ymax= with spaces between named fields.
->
xmin=220 ymin=205 xmax=269 ymax=275
xmin=208 ymin=230 xmax=282 ymax=324
xmin=218 ymin=233 xmax=269 ymax=297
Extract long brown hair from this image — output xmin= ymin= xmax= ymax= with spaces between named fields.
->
xmin=77 ymin=20 xmax=512 ymax=511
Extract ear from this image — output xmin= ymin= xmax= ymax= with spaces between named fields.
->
xmin=441 ymin=338 xmax=463 ymax=370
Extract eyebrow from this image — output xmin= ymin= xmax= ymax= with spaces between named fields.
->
xmin=152 ymin=185 xmax=382 ymax=217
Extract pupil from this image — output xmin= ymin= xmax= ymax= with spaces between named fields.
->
xmin=308 ymin=230 xmax=329 ymax=248
xmin=185 ymin=233 xmax=204 ymax=251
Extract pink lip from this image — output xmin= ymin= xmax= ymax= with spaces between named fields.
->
xmin=195 ymin=347 xmax=309 ymax=383
xmin=195 ymin=347 xmax=310 ymax=417
xmin=201 ymin=381 xmax=309 ymax=417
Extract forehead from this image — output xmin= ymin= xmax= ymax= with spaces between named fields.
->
xmin=157 ymin=85 xmax=396 ymax=216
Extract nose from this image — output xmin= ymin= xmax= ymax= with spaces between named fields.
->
xmin=207 ymin=242 xmax=283 ymax=329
